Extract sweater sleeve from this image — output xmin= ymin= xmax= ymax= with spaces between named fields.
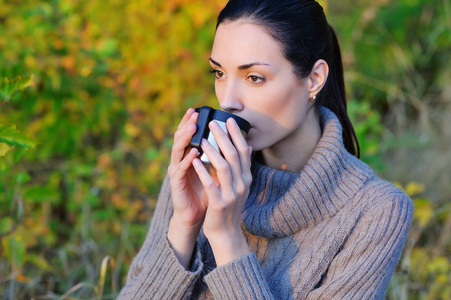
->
xmin=117 ymin=175 xmax=203 ymax=300
xmin=305 ymin=191 xmax=413 ymax=300
xmin=204 ymin=252 xmax=275 ymax=300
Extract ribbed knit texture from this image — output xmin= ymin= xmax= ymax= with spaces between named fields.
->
xmin=118 ymin=107 xmax=413 ymax=300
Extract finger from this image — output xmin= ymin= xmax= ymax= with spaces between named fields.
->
xmin=171 ymin=148 xmax=199 ymax=182
xmin=226 ymin=118 xmax=252 ymax=174
xmin=171 ymin=113 xmax=199 ymax=167
xmin=209 ymin=120 xmax=242 ymax=184
xmin=200 ymin=137 xmax=233 ymax=192
xmin=192 ymin=157 xmax=221 ymax=200
xmin=174 ymin=111 xmax=198 ymax=141
xmin=177 ymin=108 xmax=195 ymax=130
xmin=174 ymin=108 xmax=195 ymax=142
xmin=224 ymin=118 xmax=252 ymax=197
xmin=171 ymin=122 xmax=197 ymax=167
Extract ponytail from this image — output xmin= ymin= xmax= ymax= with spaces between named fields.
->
xmin=320 ymin=26 xmax=360 ymax=158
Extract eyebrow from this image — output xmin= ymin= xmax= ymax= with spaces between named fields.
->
xmin=209 ymin=58 xmax=270 ymax=70
xmin=209 ymin=58 xmax=222 ymax=68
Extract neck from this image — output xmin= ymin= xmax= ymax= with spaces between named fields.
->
xmin=261 ymin=107 xmax=321 ymax=173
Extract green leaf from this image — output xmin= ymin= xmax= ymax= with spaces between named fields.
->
xmin=0 ymin=124 xmax=36 ymax=149
xmin=0 ymin=75 xmax=34 ymax=103
xmin=14 ymin=171 xmax=31 ymax=184
xmin=24 ymin=186 xmax=59 ymax=204
xmin=0 ymin=217 xmax=13 ymax=234
xmin=71 ymin=163 xmax=94 ymax=176
xmin=25 ymin=254 xmax=53 ymax=272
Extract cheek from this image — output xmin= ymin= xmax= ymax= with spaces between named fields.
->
xmin=256 ymin=87 xmax=306 ymax=128
xmin=215 ymin=81 xmax=224 ymax=100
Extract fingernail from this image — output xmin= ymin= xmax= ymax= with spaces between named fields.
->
xmin=193 ymin=158 xmax=202 ymax=167
xmin=210 ymin=120 xmax=219 ymax=129
xmin=228 ymin=118 xmax=237 ymax=127
xmin=201 ymin=138 xmax=209 ymax=147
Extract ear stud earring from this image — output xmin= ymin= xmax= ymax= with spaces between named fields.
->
xmin=309 ymin=95 xmax=317 ymax=102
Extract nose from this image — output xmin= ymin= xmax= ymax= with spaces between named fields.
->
xmin=218 ymin=79 xmax=244 ymax=113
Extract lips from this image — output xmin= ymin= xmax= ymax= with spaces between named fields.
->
xmin=246 ymin=126 xmax=255 ymax=137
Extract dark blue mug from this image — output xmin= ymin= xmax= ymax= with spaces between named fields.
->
xmin=190 ymin=106 xmax=251 ymax=164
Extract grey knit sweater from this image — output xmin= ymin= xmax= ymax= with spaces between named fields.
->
xmin=118 ymin=107 xmax=413 ymax=299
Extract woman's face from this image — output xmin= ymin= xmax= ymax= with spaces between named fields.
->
xmin=210 ymin=21 xmax=315 ymax=152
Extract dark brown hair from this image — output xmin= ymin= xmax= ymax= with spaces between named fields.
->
xmin=217 ymin=0 xmax=360 ymax=157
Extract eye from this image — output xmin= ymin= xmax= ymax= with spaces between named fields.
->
xmin=210 ymin=69 xmax=225 ymax=79
xmin=248 ymin=75 xmax=265 ymax=84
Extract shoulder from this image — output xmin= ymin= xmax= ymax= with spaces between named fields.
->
xmin=337 ymin=158 xmax=414 ymax=256
xmin=350 ymin=159 xmax=414 ymax=223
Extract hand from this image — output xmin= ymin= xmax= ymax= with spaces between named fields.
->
xmin=167 ymin=108 xmax=208 ymax=268
xmin=192 ymin=118 xmax=253 ymax=266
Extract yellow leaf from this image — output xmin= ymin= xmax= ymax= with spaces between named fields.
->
xmin=413 ymin=198 xmax=433 ymax=227
xmin=437 ymin=274 xmax=448 ymax=283
xmin=80 ymin=66 xmax=92 ymax=77
xmin=148 ymin=161 xmax=161 ymax=177
xmin=97 ymin=153 xmax=112 ymax=169
xmin=427 ymin=256 xmax=450 ymax=274
xmin=113 ymin=222 xmax=122 ymax=234
xmin=53 ymin=39 xmax=65 ymax=50
xmin=393 ymin=181 xmax=403 ymax=190
xmin=125 ymin=122 xmax=140 ymax=138
xmin=405 ymin=182 xmax=426 ymax=197
xmin=0 ymin=143 xmax=13 ymax=157
xmin=111 ymin=193 xmax=128 ymax=210
xmin=25 ymin=55 xmax=38 ymax=68
xmin=15 ymin=273 xmax=31 ymax=283
xmin=318 ymin=0 xmax=328 ymax=11
xmin=61 ymin=55 xmax=76 ymax=72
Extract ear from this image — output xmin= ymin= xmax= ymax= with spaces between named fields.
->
xmin=307 ymin=59 xmax=329 ymax=98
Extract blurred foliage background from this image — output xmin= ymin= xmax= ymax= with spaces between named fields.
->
xmin=0 ymin=0 xmax=450 ymax=299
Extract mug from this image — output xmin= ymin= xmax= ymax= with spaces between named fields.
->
xmin=190 ymin=106 xmax=251 ymax=164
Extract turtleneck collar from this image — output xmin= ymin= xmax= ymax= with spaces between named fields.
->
xmin=242 ymin=107 xmax=374 ymax=238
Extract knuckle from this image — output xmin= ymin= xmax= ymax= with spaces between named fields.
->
xmin=238 ymin=146 xmax=248 ymax=157
xmin=235 ymin=182 xmax=246 ymax=196
xmin=227 ymin=150 xmax=239 ymax=162
xmin=173 ymin=133 xmax=181 ymax=143
xmin=168 ymin=165 xmax=178 ymax=179
xmin=222 ymin=190 xmax=237 ymax=204
xmin=216 ymin=161 xmax=229 ymax=173
xmin=243 ymin=172 xmax=252 ymax=185
xmin=174 ymin=126 xmax=183 ymax=137
xmin=205 ymin=180 xmax=217 ymax=190
xmin=212 ymin=201 xmax=228 ymax=212
xmin=172 ymin=140 xmax=184 ymax=152
xmin=168 ymin=163 xmax=177 ymax=174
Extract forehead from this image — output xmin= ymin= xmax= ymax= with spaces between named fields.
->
xmin=211 ymin=21 xmax=286 ymax=66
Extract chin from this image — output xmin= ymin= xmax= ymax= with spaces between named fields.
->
xmin=246 ymin=130 xmax=275 ymax=152
xmin=246 ymin=139 xmax=266 ymax=152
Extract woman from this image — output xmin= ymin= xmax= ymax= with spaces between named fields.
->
xmin=118 ymin=0 xmax=413 ymax=299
